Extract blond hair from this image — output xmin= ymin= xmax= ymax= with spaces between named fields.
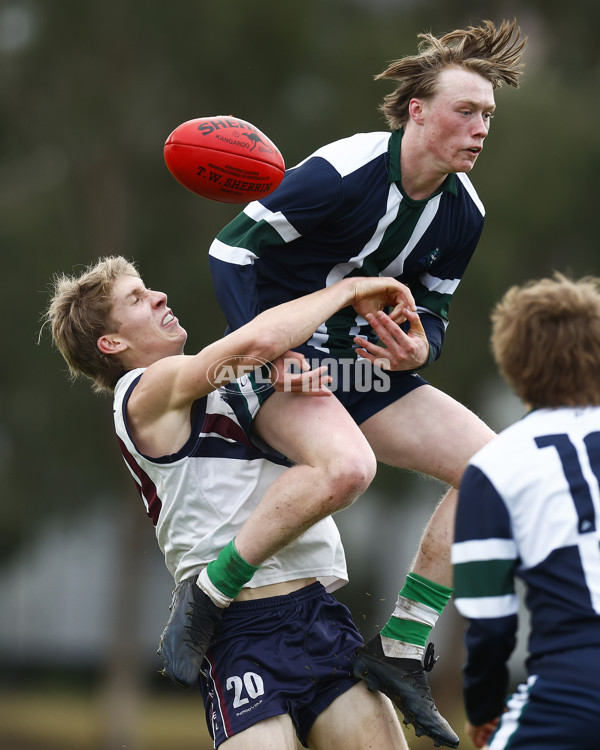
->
xmin=42 ymin=256 xmax=139 ymax=395
xmin=491 ymin=273 xmax=600 ymax=408
xmin=376 ymin=19 xmax=526 ymax=130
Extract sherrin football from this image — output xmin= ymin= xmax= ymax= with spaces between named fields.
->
xmin=164 ymin=115 xmax=285 ymax=203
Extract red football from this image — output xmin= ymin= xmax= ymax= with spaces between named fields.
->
xmin=164 ymin=115 xmax=285 ymax=203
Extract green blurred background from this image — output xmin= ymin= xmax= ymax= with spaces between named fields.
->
xmin=1 ymin=0 xmax=598 ymax=747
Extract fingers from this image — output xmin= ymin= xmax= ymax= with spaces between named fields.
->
xmin=354 ymin=346 xmax=391 ymax=369
xmin=272 ymin=350 xmax=309 ymax=376
xmin=353 ymin=314 xmax=405 ymax=368
xmin=351 ymin=277 xmax=415 ymax=320
xmin=387 ymin=303 xmax=408 ymax=325
xmin=272 ymin=365 xmax=333 ymax=396
xmin=366 ymin=310 xmax=407 ymax=346
xmin=281 ymin=350 xmax=310 ymax=370
xmin=354 ymin=309 xmax=429 ymax=370
xmin=368 ymin=309 xmax=427 ymax=346
xmin=399 ymin=293 xmax=416 ymax=312
xmin=403 ymin=307 xmax=427 ymax=339
xmin=388 ymin=279 xmax=415 ymax=310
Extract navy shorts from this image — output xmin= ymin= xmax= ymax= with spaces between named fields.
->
xmin=271 ymin=344 xmax=428 ymax=426
xmin=489 ymin=647 xmax=600 ymax=750
xmin=198 ymin=582 xmax=363 ymax=748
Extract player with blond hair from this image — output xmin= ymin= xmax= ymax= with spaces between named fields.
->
xmin=44 ymin=255 xmax=417 ymax=750
xmin=204 ymin=19 xmax=526 ymax=747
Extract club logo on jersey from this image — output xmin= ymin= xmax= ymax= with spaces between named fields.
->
xmin=420 ymin=247 xmax=441 ymax=267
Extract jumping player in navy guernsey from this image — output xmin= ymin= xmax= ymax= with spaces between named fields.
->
xmin=453 ymin=273 xmax=600 ymax=750
xmin=204 ymin=19 xmax=526 ymax=747
xmin=43 ymin=256 xmax=416 ymax=750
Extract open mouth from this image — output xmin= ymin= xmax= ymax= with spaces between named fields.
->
xmin=162 ymin=312 xmax=175 ymax=326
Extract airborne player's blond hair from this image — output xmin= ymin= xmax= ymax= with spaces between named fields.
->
xmin=376 ymin=19 xmax=526 ymax=130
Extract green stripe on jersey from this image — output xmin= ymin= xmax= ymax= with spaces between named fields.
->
xmin=217 ymin=212 xmax=280 ymax=257
xmin=411 ymin=279 xmax=451 ymax=321
xmin=454 ymin=558 xmax=516 ymax=599
xmin=371 ymin=197 xmax=430 ymax=271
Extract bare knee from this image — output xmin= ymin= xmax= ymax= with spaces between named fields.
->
xmin=319 ymin=449 xmax=376 ymax=515
xmin=308 ymin=682 xmax=407 ymax=750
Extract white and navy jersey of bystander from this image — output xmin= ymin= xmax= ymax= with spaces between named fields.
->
xmin=452 ymin=405 xmax=600 ymax=725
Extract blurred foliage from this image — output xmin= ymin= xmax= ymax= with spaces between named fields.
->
xmin=2 ymin=0 xmax=600 ymax=561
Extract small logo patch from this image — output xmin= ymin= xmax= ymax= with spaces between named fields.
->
xmin=420 ymin=247 xmax=441 ymax=267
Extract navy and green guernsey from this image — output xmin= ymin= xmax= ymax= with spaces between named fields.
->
xmin=452 ymin=406 xmax=600 ymax=749
xmin=209 ymin=128 xmax=485 ymax=364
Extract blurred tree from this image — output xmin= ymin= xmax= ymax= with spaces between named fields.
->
xmin=0 ymin=0 xmax=453 ymax=556
xmin=1 ymin=0 xmax=600 ymax=666
xmin=1 ymin=2 xmax=599 ymax=747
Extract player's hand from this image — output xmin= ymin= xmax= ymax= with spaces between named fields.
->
xmin=270 ymin=351 xmax=333 ymax=396
xmin=465 ymin=718 xmax=499 ymax=748
xmin=350 ymin=277 xmax=415 ymax=323
xmin=353 ymin=309 xmax=429 ymax=371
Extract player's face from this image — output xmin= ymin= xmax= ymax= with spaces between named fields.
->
xmin=419 ymin=67 xmax=495 ymax=174
xmin=107 ymin=275 xmax=187 ymax=363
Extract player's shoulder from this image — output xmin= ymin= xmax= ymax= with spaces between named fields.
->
xmin=455 ymin=172 xmax=485 ymax=217
xmin=302 ymin=131 xmax=391 ymax=178
xmin=114 ymin=367 xmax=145 ymax=401
xmin=469 ymin=406 xmax=599 ymax=474
xmin=525 ymin=405 xmax=600 ymax=440
xmin=120 ymin=356 xmax=194 ymax=420
xmin=469 ymin=412 xmax=536 ymax=473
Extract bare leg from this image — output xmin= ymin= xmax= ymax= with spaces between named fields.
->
xmin=220 ymin=714 xmax=297 ymax=750
xmin=160 ymin=392 xmax=377 ymax=690
xmin=409 ymin=487 xmax=458 ymax=587
xmin=307 ymin=682 xmax=408 ymax=750
xmin=352 ymin=384 xmax=495 ymax=748
xmin=360 ymin=384 xmax=495 ymax=586
xmin=235 ymin=390 xmax=377 ymax=565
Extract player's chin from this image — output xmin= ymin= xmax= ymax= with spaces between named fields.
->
xmin=456 ymin=153 xmax=480 ymax=171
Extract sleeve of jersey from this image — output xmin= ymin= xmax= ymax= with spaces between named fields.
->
xmin=208 ymin=157 xmax=344 ymax=331
xmin=451 ymin=463 xmax=519 ymax=725
xmin=416 ymin=313 xmax=445 ymax=366
xmin=413 ymin=217 xmax=484 ymax=364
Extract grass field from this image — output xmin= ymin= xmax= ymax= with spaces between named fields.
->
xmin=0 ymin=688 xmax=212 ymax=750
xmin=0 ymin=686 xmax=467 ymax=749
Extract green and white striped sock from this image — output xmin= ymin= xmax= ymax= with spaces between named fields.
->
xmin=380 ymin=572 xmax=452 ymax=660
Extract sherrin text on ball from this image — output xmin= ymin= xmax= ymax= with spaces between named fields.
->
xmin=164 ymin=115 xmax=285 ymax=203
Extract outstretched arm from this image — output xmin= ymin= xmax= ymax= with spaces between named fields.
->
xmin=208 ymin=156 xmax=344 ymax=333
xmin=132 ymin=276 xmax=416 ymax=419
